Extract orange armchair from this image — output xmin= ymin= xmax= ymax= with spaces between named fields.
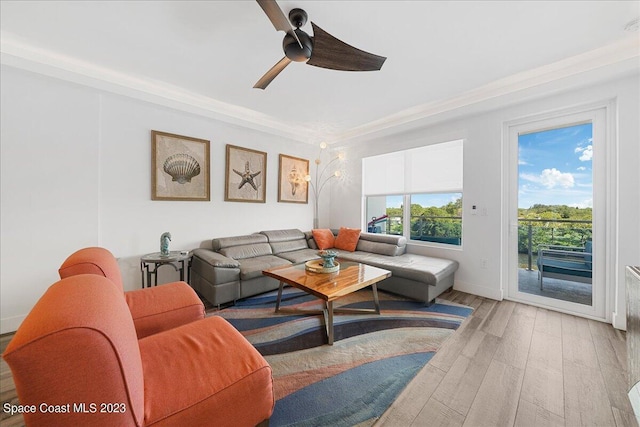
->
xmin=3 ymin=275 xmax=274 ymax=426
xmin=58 ymin=247 xmax=204 ymax=338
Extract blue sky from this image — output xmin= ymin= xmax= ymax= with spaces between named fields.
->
xmin=518 ymin=123 xmax=593 ymax=209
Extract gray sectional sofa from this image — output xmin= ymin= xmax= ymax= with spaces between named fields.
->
xmin=190 ymin=229 xmax=459 ymax=308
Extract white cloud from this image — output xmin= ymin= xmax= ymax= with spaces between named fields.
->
xmin=575 ymin=144 xmax=593 ymax=161
xmin=521 ymin=168 xmax=575 ymax=189
xmin=541 ymin=168 xmax=575 ymax=188
xmin=576 ymin=166 xmax=586 ymax=171
xmin=579 ymin=145 xmax=593 ymax=161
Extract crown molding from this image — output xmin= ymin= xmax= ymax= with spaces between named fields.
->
xmin=332 ymin=36 xmax=640 ymax=144
xmin=0 ymin=34 xmax=311 ymax=143
xmin=2 ymin=34 xmax=638 ymax=145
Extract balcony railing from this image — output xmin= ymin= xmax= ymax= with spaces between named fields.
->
xmin=518 ymin=218 xmax=592 ymax=270
xmin=411 ymin=215 xmax=462 ymax=245
xmin=370 ymin=215 xmax=462 ymax=245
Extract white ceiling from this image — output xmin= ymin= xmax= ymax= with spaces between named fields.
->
xmin=1 ymin=1 xmax=639 ymax=143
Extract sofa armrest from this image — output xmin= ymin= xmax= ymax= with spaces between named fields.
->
xmin=193 ymin=248 xmax=240 ymax=268
xmin=125 ymin=282 xmax=204 ymax=339
xmin=356 ymin=232 xmax=407 ymax=256
xmin=138 ymin=316 xmax=274 ymax=426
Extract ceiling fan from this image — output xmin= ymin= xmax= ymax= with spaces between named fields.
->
xmin=254 ymin=0 xmax=386 ymax=89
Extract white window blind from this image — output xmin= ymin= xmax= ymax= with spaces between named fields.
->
xmin=361 ymin=151 xmax=405 ymax=196
xmin=362 ymin=139 xmax=463 ymax=196
xmin=407 ymin=139 xmax=463 ymax=193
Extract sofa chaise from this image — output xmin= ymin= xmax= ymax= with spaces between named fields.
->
xmin=190 ymin=229 xmax=458 ymax=308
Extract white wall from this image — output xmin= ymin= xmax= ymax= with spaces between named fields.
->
xmin=2 ymin=64 xmax=637 ymax=333
xmin=330 ymin=73 xmax=639 ymax=329
xmin=0 ymin=65 xmax=317 ymax=333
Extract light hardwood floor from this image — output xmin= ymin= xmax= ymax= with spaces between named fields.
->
xmin=377 ymin=290 xmax=638 ymax=427
xmin=1 ymin=291 xmax=637 ymax=427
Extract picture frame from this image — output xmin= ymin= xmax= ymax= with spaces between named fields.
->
xmin=278 ymin=154 xmax=309 ymax=204
xmin=225 ymin=144 xmax=267 ymax=203
xmin=151 ymin=130 xmax=210 ymax=201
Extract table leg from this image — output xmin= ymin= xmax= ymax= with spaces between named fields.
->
xmin=140 ymin=262 xmax=145 ymax=289
xmin=275 ymin=282 xmax=284 ymax=312
xmin=326 ymin=301 xmax=334 ymax=345
xmin=179 ymin=260 xmax=185 ymax=281
xmin=148 ymin=265 xmax=153 ymax=288
xmin=372 ymin=283 xmax=380 ymax=314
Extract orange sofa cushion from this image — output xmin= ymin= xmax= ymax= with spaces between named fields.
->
xmin=334 ymin=227 xmax=361 ymax=252
xmin=312 ymin=228 xmax=335 ymax=250
xmin=139 ymin=316 xmax=274 ymax=426
xmin=124 ymin=282 xmax=205 ymax=338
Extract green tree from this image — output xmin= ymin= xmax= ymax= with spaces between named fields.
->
xmin=518 ymin=204 xmax=592 ymax=255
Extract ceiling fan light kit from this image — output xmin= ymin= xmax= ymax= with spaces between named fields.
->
xmin=254 ymin=0 xmax=387 ymax=89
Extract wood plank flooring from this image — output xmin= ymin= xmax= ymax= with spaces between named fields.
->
xmin=1 ymin=290 xmax=636 ymax=427
xmin=377 ymin=290 xmax=638 ymax=427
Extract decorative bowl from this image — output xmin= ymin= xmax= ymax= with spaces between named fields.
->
xmin=318 ymin=250 xmax=338 ymax=268
xmin=305 ymin=259 xmax=339 ymax=273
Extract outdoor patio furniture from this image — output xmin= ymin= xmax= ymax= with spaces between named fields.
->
xmin=537 ymin=241 xmax=592 ymax=289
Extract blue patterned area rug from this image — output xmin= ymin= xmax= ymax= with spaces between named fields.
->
xmin=215 ymin=288 xmax=473 ymax=427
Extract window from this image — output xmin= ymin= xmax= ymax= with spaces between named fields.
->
xmin=410 ymin=193 xmax=462 ymax=245
xmin=366 ymin=195 xmax=403 ymax=235
xmin=362 ymin=140 xmax=463 ymax=246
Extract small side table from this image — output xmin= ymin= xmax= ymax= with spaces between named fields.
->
xmin=140 ymin=251 xmax=191 ymax=288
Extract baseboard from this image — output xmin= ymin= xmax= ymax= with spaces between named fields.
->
xmin=611 ymin=310 xmax=627 ymax=331
xmin=1 ymin=315 xmax=25 ymax=335
xmin=453 ymin=280 xmax=503 ymax=301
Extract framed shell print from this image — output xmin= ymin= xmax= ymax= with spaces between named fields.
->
xmin=151 ymin=131 xmax=210 ymax=201
xmin=278 ymin=154 xmax=309 ymax=203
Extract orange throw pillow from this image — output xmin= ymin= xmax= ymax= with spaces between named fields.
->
xmin=334 ymin=227 xmax=361 ymax=252
xmin=312 ymin=229 xmax=335 ymax=250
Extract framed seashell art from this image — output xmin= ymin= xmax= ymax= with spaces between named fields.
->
xmin=225 ymin=144 xmax=267 ymax=203
xmin=278 ymin=154 xmax=309 ymax=204
xmin=151 ymin=130 xmax=210 ymax=201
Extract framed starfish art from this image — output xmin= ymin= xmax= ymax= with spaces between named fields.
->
xmin=225 ymin=144 xmax=267 ymax=203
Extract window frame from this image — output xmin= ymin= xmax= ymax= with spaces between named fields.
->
xmin=361 ymin=136 xmax=464 ymax=250
xmin=407 ymin=192 xmax=463 ymax=246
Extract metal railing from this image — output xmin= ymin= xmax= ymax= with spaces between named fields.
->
xmin=518 ymin=218 xmax=592 ymax=270
xmin=373 ymin=215 xmax=462 ymax=245
xmin=410 ymin=215 xmax=462 ymax=244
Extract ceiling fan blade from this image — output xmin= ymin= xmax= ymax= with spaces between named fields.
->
xmin=256 ymin=0 xmax=302 ymax=48
xmin=307 ymin=22 xmax=386 ymax=71
xmin=253 ymin=56 xmax=292 ymax=89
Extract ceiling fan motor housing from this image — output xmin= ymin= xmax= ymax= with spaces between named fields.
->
xmin=283 ymin=29 xmax=313 ymax=62
xmin=288 ymin=8 xmax=308 ymax=28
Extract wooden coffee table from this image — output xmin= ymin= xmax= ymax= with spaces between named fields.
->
xmin=262 ymin=261 xmax=391 ymax=345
